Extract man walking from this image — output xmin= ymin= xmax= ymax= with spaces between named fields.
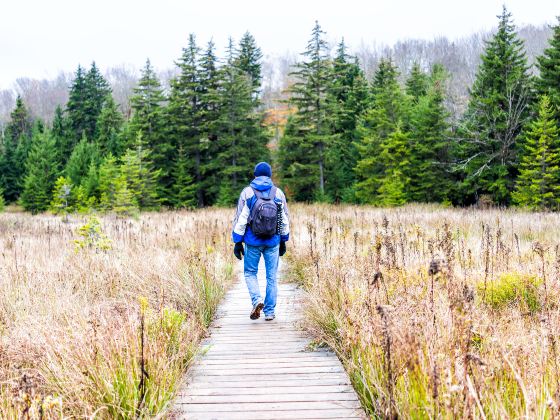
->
xmin=232 ymin=162 xmax=290 ymax=321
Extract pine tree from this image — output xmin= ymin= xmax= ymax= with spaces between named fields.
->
xmin=536 ymin=17 xmax=560 ymax=123
xmin=167 ymin=34 xmax=203 ymax=206
xmin=113 ymin=173 xmax=138 ymax=216
xmin=512 ymin=95 xmax=560 ymax=209
xmin=355 ymin=58 xmax=410 ymax=203
xmin=456 ymin=7 xmax=533 ymax=205
xmin=407 ymin=64 xmax=453 ymax=202
xmin=214 ymin=38 xmax=270 ymax=206
xmin=65 ymin=133 xmax=100 ymax=186
xmin=120 ymin=132 xmax=161 ymax=210
xmin=0 ymin=96 xmax=33 ymax=202
xmin=236 ymin=32 xmax=264 ymax=100
xmin=66 ymin=65 xmax=88 ymax=140
xmin=325 ymin=39 xmax=370 ymax=202
xmin=279 ymin=21 xmax=334 ymax=200
xmin=96 ymin=95 xmax=124 ymax=157
xmin=20 ymin=130 xmax=59 ymax=214
xmin=171 ymin=145 xmax=196 ymax=209
xmin=130 ymin=59 xmax=168 ymax=194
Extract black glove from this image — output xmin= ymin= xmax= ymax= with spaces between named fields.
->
xmin=279 ymin=241 xmax=287 ymax=257
xmin=234 ymin=242 xmax=244 ymax=260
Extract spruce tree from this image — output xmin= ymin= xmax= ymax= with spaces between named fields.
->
xmin=50 ymin=176 xmax=74 ymax=216
xmin=355 ymin=58 xmax=409 ymax=203
xmin=407 ymin=64 xmax=453 ymax=202
xmin=120 ymin=132 xmax=161 ymax=210
xmin=0 ymin=187 xmax=4 ymax=212
xmin=279 ymin=21 xmax=334 ymax=200
xmin=0 ymin=96 xmax=33 ymax=202
xmin=66 ymin=65 xmax=88 ymax=140
xmin=406 ymin=63 xmax=430 ymax=102
xmin=167 ymin=34 xmax=203 ymax=206
xmin=325 ymin=39 xmax=370 ymax=202
xmin=20 ymin=130 xmax=59 ymax=214
xmin=536 ymin=17 xmax=560 ymax=123
xmin=113 ymin=173 xmax=138 ymax=216
xmin=51 ymin=105 xmax=73 ymax=165
xmin=171 ymin=145 xmax=196 ymax=209
xmin=214 ymin=38 xmax=269 ymax=206
xmin=375 ymin=126 xmax=411 ymax=206
xmin=98 ymin=154 xmax=120 ymax=210
xmin=65 ymin=133 xmax=100 ymax=186
xmin=512 ymin=95 xmax=560 ymax=209
xmin=456 ymin=7 xmax=533 ymax=205
xmin=130 ymin=59 xmax=168 ymax=195
xmin=96 ymin=95 xmax=124 ymax=157
xmin=198 ymin=40 xmax=222 ymax=205
xmin=236 ymin=32 xmax=264 ymax=100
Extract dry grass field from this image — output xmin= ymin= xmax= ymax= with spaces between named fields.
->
xmin=287 ymin=204 xmax=560 ymax=419
xmin=0 ymin=209 xmax=234 ymax=418
xmin=2 ymin=204 xmax=560 ymax=419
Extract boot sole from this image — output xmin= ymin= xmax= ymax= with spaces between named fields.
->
xmin=250 ymin=302 xmax=264 ymax=320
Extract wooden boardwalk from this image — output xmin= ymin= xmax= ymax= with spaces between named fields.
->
xmin=172 ymin=263 xmax=365 ymax=419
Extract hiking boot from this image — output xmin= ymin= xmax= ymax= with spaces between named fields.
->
xmin=250 ymin=300 xmax=264 ymax=320
xmin=264 ymin=314 xmax=275 ymax=321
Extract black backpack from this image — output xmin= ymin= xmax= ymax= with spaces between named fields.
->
xmin=248 ymin=186 xmax=278 ymax=238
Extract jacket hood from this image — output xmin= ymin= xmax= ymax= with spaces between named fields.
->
xmin=250 ymin=176 xmax=274 ymax=191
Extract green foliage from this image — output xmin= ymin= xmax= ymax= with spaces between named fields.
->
xmin=96 ymin=95 xmax=124 ymax=157
xmin=74 ymin=216 xmax=112 ymax=252
xmin=65 ymin=133 xmax=99 ymax=186
xmin=455 ymin=7 xmax=533 ymax=205
xmin=477 ymin=273 xmax=542 ymax=313
xmin=279 ymin=21 xmax=335 ymax=200
xmin=536 ymin=17 xmax=560 ymax=122
xmin=112 ymin=174 xmax=139 ymax=217
xmin=50 ymin=176 xmax=74 ymax=216
xmin=20 ymin=130 xmax=59 ymax=214
xmin=513 ymin=95 xmax=560 ymax=209
xmin=171 ymin=145 xmax=196 ymax=209
xmin=0 ymin=187 xmax=5 ymax=212
xmin=98 ymin=154 xmax=121 ymax=210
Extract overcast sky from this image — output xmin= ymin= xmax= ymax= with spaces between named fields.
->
xmin=1 ymin=0 xmax=558 ymax=88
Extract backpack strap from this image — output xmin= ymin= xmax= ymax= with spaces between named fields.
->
xmin=251 ymin=186 xmax=277 ymax=201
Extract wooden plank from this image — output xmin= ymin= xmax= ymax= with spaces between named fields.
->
xmin=178 ymin=410 xmax=364 ymax=420
xmin=183 ymin=385 xmax=355 ymax=396
xmin=181 ymin=392 xmax=359 ymax=404
xmin=184 ymin=378 xmax=353 ymax=388
xmin=177 ymin=400 xmax=363 ymax=412
xmin=190 ymin=366 xmax=345 ymax=376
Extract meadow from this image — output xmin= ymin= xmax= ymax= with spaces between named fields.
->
xmin=0 ymin=209 xmax=234 ymax=418
xmin=287 ymin=204 xmax=560 ymax=419
xmin=2 ymin=204 xmax=560 ymax=419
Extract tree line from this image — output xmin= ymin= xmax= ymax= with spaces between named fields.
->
xmin=1 ymin=7 xmax=560 ymax=213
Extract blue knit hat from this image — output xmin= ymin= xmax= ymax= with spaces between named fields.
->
xmin=254 ymin=162 xmax=272 ymax=177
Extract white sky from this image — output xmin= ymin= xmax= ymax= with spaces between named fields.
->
xmin=1 ymin=0 xmax=558 ymax=88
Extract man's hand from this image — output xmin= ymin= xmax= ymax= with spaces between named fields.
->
xmin=279 ymin=241 xmax=287 ymax=257
xmin=234 ymin=242 xmax=244 ymax=260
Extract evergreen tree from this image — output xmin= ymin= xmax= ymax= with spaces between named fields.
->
xmin=214 ymin=38 xmax=270 ymax=206
xmin=20 ymin=130 xmax=59 ymax=214
xmin=236 ymin=32 xmax=264 ymax=100
xmin=0 ymin=187 xmax=4 ymax=212
xmin=0 ymin=96 xmax=33 ymax=202
xmin=50 ymin=176 xmax=74 ymax=216
xmin=198 ymin=40 xmax=222 ymax=205
xmin=65 ymin=133 xmax=99 ymax=186
xmin=512 ymin=95 xmax=560 ymax=209
xmin=120 ymin=132 xmax=161 ymax=210
xmin=536 ymin=17 xmax=560 ymax=123
xmin=171 ymin=145 xmax=196 ymax=209
xmin=407 ymin=64 xmax=453 ymax=202
xmin=98 ymin=154 xmax=120 ymax=210
xmin=325 ymin=39 xmax=370 ymax=202
xmin=355 ymin=58 xmax=409 ymax=203
xmin=113 ymin=173 xmax=138 ymax=216
xmin=67 ymin=63 xmax=111 ymax=140
xmin=167 ymin=34 xmax=204 ymax=206
xmin=130 ymin=59 xmax=168 ymax=192
xmin=455 ymin=7 xmax=533 ymax=205
xmin=406 ymin=63 xmax=430 ymax=102
xmin=375 ymin=127 xmax=411 ymax=206
xmin=51 ymin=105 xmax=73 ymax=165
xmin=279 ymin=21 xmax=334 ymax=200
xmin=96 ymin=95 xmax=124 ymax=157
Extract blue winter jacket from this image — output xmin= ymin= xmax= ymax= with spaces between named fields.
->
xmin=232 ymin=176 xmax=290 ymax=247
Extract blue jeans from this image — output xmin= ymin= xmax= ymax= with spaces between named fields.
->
xmin=244 ymin=244 xmax=279 ymax=316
